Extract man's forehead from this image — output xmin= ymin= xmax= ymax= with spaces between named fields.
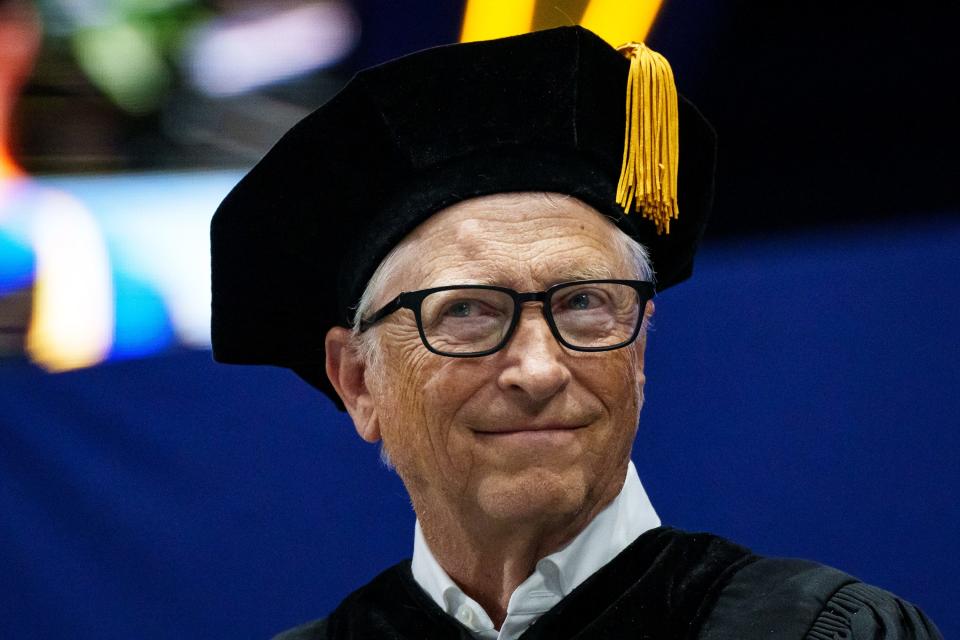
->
xmin=388 ymin=193 xmax=630 ymax=289
xmin=415 ymin=192 xmax=615 ymax=235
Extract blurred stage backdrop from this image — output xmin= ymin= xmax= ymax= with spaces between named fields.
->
xmin=1 ymin=1 xmax=958 ymax=638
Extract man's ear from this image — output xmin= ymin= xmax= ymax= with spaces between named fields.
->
xmin=325 ymin=327 xmax=381 ymax=443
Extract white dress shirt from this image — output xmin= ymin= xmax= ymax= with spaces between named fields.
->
xmin=410 ymin=461 xmax=660 ymax=640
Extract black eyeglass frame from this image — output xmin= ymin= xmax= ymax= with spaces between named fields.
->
xmin=358 ymin=279 xmax=656 ymax=357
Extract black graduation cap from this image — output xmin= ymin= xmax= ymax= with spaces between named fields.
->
xmin=210 ymin=25 xmax=716 ymax=404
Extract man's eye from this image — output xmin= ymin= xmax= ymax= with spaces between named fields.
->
xmin=567 ymin=293 xmax=593 ymax=310
xmin=445 ymin=301 xmax=476 ymax=317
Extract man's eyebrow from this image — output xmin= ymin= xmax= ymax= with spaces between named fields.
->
xmin=422 ymin=274 xmax=502 ymax=287
xmin=548 ymin=264 xmax=619 ymax=283
xmin=422 ymin=266 xmax=620 ymax=290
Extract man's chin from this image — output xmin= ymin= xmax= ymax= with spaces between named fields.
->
xmin=472 ymin=466 xmax=591 ymax=525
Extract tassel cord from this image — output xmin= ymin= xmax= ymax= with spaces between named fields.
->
xmin=615 ymin=42 xmax=680 ymax=235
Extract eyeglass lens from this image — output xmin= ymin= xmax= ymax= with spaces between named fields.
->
xmin=419 ymin=283 xmax=641 ymax=355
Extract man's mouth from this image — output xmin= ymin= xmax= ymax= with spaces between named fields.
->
xmin=471 ymin=424 xmax=589 ymax=448
xmin=472 ymin=423 xmax=587 ymax=435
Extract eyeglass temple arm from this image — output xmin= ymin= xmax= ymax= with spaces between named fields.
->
xmin=357 ymin=294 xmax=406 ymax=332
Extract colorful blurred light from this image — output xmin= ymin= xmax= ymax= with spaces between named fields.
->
xmin=460 ymin=0 xmax=662 ymax=45
xmin=185 ymin=1 xmax=359 ymax=97
xmin=73 ymin=22 xmax=172 ymax=114
xmin=460 ymin=0 xmax=536 ymax=43
xmin=0 ymin=228 xmax=33 ymax=296
xmin=0 ymin=171 xmax=241 ymax=372
xmin=25 ymin=190 xmax=114 ymax=372
xmin=580 ymin=0 xmax=662 ymax=46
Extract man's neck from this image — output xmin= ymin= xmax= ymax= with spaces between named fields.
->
xmin=413 ymin=474 xmax=625 ymax=628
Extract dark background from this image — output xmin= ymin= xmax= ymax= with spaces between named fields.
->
xmin=17 ymin=2 xmax=960 ymax=235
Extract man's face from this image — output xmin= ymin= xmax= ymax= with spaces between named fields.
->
xmin=358 ymin=193 xmax=650 ymax=529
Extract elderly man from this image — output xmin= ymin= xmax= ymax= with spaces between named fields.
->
xmin=211 ymin=26 xmax=940 ymax=639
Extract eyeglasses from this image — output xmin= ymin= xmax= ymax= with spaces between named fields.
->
xmin=358 ymin=279 xmax=655 ymax=357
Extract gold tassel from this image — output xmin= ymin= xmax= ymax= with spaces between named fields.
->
xmin=615 ymin=42 xmax=679 ymax=235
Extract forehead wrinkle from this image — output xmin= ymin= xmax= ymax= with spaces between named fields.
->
xmin=452 ymin=213 xmax=621 ymax=287
xmin=422 ymin=261 xmax=522 ymax=288
xmin=528 ymin=231 xmax=628 ymax=285
xmin=536 ymin=261 xmax=621 ymax=285
xmin=416 ymin=223 xmax=535 ymax=288
xmin=377 ymin=192 xmax=628 ymax=297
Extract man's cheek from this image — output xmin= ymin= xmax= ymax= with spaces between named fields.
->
xmin=419 ymin=365 xmax=471 ymax=426
xmin=379 ymin=333 xmax=433 ymax=404
xmin=576 ymin=352 xmax=634 ymax=394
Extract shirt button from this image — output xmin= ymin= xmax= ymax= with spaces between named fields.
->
xmin=456 ymin=606 xmax=475 ymax=625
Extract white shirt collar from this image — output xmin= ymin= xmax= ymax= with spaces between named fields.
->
xmin=410 ymin=461 xmax=660 ymax=640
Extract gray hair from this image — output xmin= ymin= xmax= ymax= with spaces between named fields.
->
xmin=349 ymin=195 xmax=654 ymax=367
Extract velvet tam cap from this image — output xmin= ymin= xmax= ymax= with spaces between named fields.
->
xmin=210 ymin=26 xmax=717 ymax=405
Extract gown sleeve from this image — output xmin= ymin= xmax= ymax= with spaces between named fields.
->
xmin=805 ymin=581 xmax=942 ymax=639
xmin=697 ymin=557 xmax=943 ymax=639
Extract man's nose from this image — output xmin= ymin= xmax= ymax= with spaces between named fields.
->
xmin=496 ymin=305 xmax=571 ymax=403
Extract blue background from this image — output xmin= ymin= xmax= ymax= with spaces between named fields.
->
xmin=2 ymin=215 xmax=957 ymax=639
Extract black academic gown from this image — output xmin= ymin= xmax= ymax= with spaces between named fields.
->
xmin=274 ymin=527 xmax=941 ymax=639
